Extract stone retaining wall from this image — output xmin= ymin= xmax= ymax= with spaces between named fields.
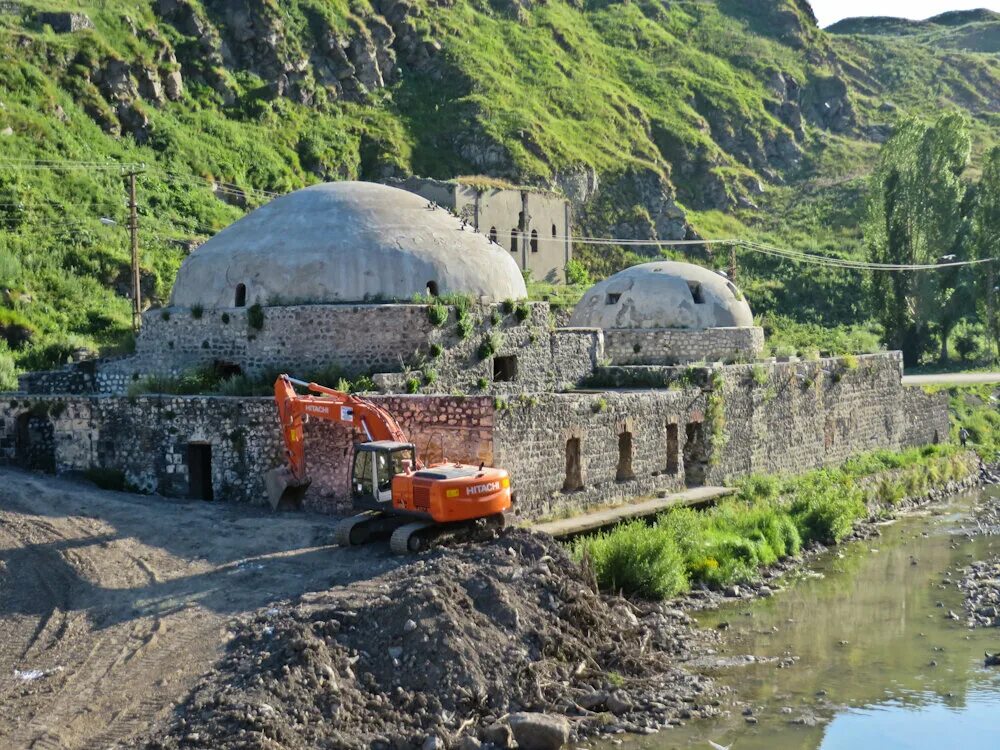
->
xmin=604 ymin=326 xmax=765 ymax=365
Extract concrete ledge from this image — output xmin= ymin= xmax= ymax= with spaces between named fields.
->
xmin=531 ymin=486 xmax=734 ymax=538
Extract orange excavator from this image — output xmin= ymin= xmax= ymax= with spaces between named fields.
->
xmin=266 ymin=375 xmax=513 ymax=553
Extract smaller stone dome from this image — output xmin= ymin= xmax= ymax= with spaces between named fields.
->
xmin=569 ymin=261 xmax=753 ymax=330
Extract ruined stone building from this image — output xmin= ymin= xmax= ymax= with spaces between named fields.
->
xmin=388 ymin=176 xmax=572 ymax=284
xmin=4 ymin=181 xmax=949 ymax=520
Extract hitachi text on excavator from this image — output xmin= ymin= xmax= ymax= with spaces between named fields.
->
xmin=265 ymin=374 xmax=513 ymax=553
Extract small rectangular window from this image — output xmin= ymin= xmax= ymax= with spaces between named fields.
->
xmin=606 ymin=293 xmax=621 ymax=305
xmin=493 ymin=355 xmax=518 ymax=382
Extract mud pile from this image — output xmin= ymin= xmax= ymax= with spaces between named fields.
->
xmin=146 ymin=530 xmax=716 ymax=750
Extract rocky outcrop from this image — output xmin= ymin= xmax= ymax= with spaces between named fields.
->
xmin=577 ymin=166 xmax=692 ymax=245
xmin=802 ymin=75 xmax=856 ymax=133
xmin=36 ymin=11 xmax=92 ymax=33
xmin=151 ymin=0 xmax=442 ymax=106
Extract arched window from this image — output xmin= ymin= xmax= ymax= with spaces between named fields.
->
xmin=510 ymin=229 xmax=519 ymax=253
xmin=426 ymin=280 xmax=439 ymax=297
xmin=489 ymin=226 xmax=498 ymax=244
xmin=234 ymin=283 xmax=247 ymax=307
xmin=530 ymin=230 xmax=538 ymax=253
xmin=552 ymin=223 xmax=557 ymax=238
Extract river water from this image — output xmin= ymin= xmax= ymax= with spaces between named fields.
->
xmin=622 ymin=488 xmax=1000 ymax=750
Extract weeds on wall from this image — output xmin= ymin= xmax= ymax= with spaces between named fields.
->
xmin=427 ymin=303 xmax=448 ymax=326
xmin=247 ymin=304 xmax=265 ymax=331
xmin=477 ymin=331 xmax=502 ymax=360
xmin=456 ymin=318 xmax=473 ymax=340
xmin=191 ymin=304 xmax=204 ymax=320
xmin=705 ymin=371 xmax=727 ymax=464
xmin=572 ymin=443 xmax=970 ymax=600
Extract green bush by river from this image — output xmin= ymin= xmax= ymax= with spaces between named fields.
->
xmin=572 ymin=444 xmax=971 ymax=600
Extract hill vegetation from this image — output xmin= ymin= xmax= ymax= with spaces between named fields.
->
xmin=3 ymin=1 xmax=1000 ymax=380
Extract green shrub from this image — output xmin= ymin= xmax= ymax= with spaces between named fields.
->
xmin=428 ymin=303 xmax=448 ymax=326
xmin=429 ymin=343 xmax=443 ymax=358
xmin=405 ymin=377 xmax=421 ymax=394
xmin=456 ymin=318 xmax=473 ymax=340
xmin=592 ymin=397 xmax=607 ymax=413
xmin=501 ymin=299 xmax=515 ymax=314
xmin=0 ymin=341 xmax=18 ymax=391
xmin=247 ymin=303 xmax=265 ymax=331
xmin=514 ymin=302 xmax=531 ymax=322
xmin=478 ymin=332 xmax=502 ymax=360
xmin=161 ymin=310 xmax=171 ymax=321
xmin=476 ymin=376 xmax=489 ymax=390
xmin=424 ymin=368 xmax=438 ymax=386
xmin=842 ymin=353 xmax=859 ymax=370
xmin=221 ymin=312 xmax=230 ymax=325
xmin=490 ymin=310 xmax=503 ymax=326
xmin=789 ymin=473 xmax=865 ymax=545
xmin=565 ymin=259 xmax=592 ymax=286
xmin=573 ymin=520 xmax=689 ymax=600
xmin=191 ymin=304 xmax=204 ymax=320
xmin=750 ymin=364 xmax=769 ymax=386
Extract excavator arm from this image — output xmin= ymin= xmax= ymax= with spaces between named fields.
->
xmin=266 ymin=374 xmax=415 ymax=508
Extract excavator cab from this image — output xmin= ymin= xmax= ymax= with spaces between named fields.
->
xmin=351 ymin=441 xmax=417 ymax=509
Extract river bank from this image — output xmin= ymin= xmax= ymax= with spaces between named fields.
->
xmin=617 ymin=486 xmax=1000 ymax=750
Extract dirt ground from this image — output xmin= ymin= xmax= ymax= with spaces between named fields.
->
xmin=0 ymin=467 xmax=407 ymax=750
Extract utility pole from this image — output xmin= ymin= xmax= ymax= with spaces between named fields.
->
xmin=125 ymin=169 xmax=142 ymax=330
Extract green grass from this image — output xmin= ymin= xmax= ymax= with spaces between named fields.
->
xmin=572 ymin=441 xmax=972 ymax=599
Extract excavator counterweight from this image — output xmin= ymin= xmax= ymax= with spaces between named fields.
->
xmin=268 ymin=374 xmax=513 ymax=552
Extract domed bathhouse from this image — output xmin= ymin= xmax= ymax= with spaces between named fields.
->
xmin=569 ymin=261 xmax=764 ymax=365
xmin=170 ymin=181 xmax=528 ymax=309
xmin=49 ymin=181 xmax=595 ymax=397
xmin=7 ymin=182 xmax=948 ymax=521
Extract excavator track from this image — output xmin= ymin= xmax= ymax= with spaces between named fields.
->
xmin=389 ymin=513 xmax=509 ymax=555
xmin=389 ymin=522 xmax=435 ymax=555
xmin=333 ymin=512 xmax=382 ymax=547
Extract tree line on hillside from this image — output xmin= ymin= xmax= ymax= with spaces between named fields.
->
xmin=866 ymin=112 xmax=1000 ymax=367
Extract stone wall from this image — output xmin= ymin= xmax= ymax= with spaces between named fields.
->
xmin=604 ymin=326 xmax=765 ymax=365
xmin=704 ymin=352 xmax=943 ymax=483
xmin=24 ymin=302 xmax=572 ymax=397
xmin=387 ymin=177 xmax=572 ymax=283
xmin=1 ymin=352 xmax=952 ymax=523
xmin=493 ymin=390 xmax=704 ymax=518
xmin=0 ymin=393 xmax=495 ymax=515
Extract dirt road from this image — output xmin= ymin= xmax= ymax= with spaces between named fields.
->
xmin=0 ymin=468 xmax=404 ymax=749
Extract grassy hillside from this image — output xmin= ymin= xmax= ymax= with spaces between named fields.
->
xmin=3 ymin=1 xmax=1000 ymax=377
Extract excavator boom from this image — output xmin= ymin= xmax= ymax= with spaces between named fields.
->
xmin=266 ymin=374 xmax=413 ymax=509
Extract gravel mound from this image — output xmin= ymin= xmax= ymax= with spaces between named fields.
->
xmin=146 ymin=530 xmax=716 ymax=750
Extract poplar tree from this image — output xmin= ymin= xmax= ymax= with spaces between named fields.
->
xmin=865 ymin=113 xmax=971 ymax=365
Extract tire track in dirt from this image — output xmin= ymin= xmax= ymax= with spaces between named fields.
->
xmin=0 ymin=468 xmax=371 ymax=749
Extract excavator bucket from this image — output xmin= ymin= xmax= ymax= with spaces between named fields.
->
xmin=265 ymin=466 xmax=311 ymax=511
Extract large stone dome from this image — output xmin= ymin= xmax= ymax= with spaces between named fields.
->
xmin=569 ymin=261 xmax=753 ymax=330
xmin=169 ymin=181 xmax=528 ymax=308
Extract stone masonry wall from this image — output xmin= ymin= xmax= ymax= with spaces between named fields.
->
xmin=604 ymin=326 xmax=765 ymax=365
xmin=0 ymin=393 xmax=494 ymax=515
xmin=1 ymin=352 xmax=951 ymax=523
xmin=493 ymin=390 xmax=705 ymax=519
xmin=31 ymin=302 xmax=574 ymax=397
xmin=704 ymin=352 xmax=945 ymax=483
